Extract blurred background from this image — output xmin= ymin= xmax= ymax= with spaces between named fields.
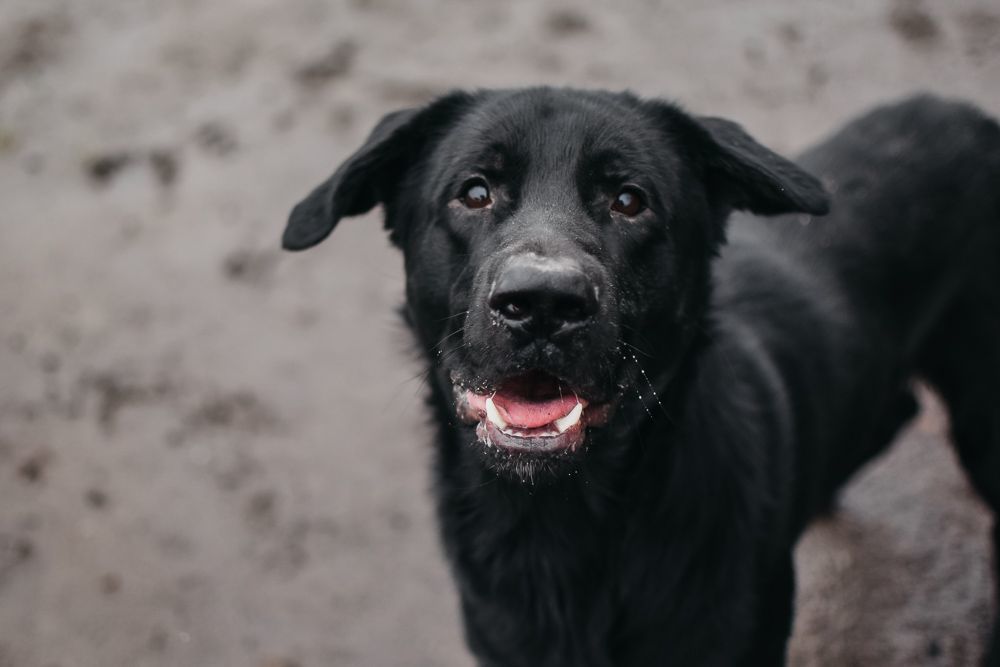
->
xmin=0 ymin=0 xmax=998 ymax=665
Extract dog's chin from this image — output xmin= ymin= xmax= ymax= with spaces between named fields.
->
xmin=453 ymin=370 xmax=616 ymax=482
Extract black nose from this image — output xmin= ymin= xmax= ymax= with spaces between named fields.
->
xmin=489 ymin=254 xmax=598 ymax=340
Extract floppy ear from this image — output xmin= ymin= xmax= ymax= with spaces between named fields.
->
xmin=282 ymin=92 xmax=472 ymax=251
xmin=692 ymin=115 xmax=830 ymax=217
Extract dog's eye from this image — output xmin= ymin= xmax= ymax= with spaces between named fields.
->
xmin=611 ymin=187 xmax=645 ymax=217
xmin=459 ymin=178 xmax=492 ymax=209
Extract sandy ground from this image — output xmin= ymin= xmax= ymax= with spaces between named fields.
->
xmin=0 ymin=0 xmax=998 ymax=665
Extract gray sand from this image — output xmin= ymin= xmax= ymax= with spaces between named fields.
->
xmin=0 ymin=0 xmax=997 ymax=665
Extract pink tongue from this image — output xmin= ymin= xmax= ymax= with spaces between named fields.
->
xmin=493 ymin=392 xmax=579 ymax=429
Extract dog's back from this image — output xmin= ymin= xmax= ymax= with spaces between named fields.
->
xmin=795 ymin=95 xmax=1000 ymax=348
xmin=714 ymin=97 xmax=1000 ymax=639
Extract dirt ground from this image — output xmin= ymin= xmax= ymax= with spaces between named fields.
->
xmin=0 ymin=0 xmax=998 ymax=665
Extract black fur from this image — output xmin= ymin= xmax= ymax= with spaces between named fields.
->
xmin=284 ymin=88 xmax=1000 ymax=666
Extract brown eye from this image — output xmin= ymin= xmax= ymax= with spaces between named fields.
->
xmin=459 ymin=178 xmax=492 ymax=209
xmin=611 ymin=187 xmax=645 ymax=217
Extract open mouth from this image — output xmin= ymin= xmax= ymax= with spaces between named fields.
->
xmin=455 ymin=371 xmax=613 ymax=454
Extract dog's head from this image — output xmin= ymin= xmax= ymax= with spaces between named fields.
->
xmin=283 ymin=88 xmax=827 ymax=481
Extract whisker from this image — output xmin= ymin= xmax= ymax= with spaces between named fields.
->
xmin=436 ymin=310 xmax=470 ymax=323
xmin=635 ymin=355 xmax=670 ymax=419
xmin=432 ymin=327 xmax=465 ymax=352
xmin=466 ymin=475 xmax=498 ymax=491
xmin=398 ymin=339 xmax=468 ymax=390
xmin=618 ymin=347 xmax=671 ymax=422
xmin=620 ymin=349 xmax=654 ymax=421
xmin=619 ymin=339 xmax=654 ymax=359
xmin=619 ymin=324 xmax=658 ymax=359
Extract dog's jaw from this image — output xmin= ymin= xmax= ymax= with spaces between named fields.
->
xmin=453 ymin=373 xmax=616 ymax=466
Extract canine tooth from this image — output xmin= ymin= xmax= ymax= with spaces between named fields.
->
xmin=554 ymin=403 xmax=584 ymax=434
xmin=485 ymin=396 xmax=508 ymax=429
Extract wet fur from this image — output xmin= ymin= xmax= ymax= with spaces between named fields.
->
xmin=285 ymin=89 xmax=1000 ymax=666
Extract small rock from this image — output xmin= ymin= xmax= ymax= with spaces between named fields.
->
xmin=1 ymin=535 xmax=35 ymax=566
xmin=2 ymin=14 xmax=71 ymax=77
xmin=85 ymin=488 xmax=109 ymax=510
xmin=0 ymin=127 xmax=17 ymax=154
xmin=17 ymin=450 xmax=51 ymax=484
xmin=194 ymin=121 xmax=238 ymax=156
xmin=295 ymin=40 xmax=357 ymax=87
xmin=888 ymin=3 xmax=940 ymax=47
xmin=40 ymin=352 xmax=60 ymax=373
xmin=99 ymin=572 xmax=121 ymax=595
xmin=147 ymin=627 xmax=169 ymax=653
xmin=777 ymin=21 xmax=803 ymax=45
xmin=84 ymin=152 xmax=132 ymax=186
xmin=545 ymin=8 xmax=590 ymax=36
xmin=246 ymin=490 xmax=277 ymax=526
xmin=222 ymin=248 xmax=277 ymax=285
xmin=148 ymin=149 xmax=179 ymax=186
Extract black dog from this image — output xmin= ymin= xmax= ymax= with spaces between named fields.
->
xmin=283 ymin=88 xmax=1000 ymax=666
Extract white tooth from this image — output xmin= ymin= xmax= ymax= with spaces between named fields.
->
xmin=485 ymin=396 xmax=508 ymax=429
xmin=554 ymin=402 xmax=584 ymax=434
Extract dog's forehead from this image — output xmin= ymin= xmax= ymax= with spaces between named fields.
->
xmin=442 ymin=89 xmax=663 ymax=168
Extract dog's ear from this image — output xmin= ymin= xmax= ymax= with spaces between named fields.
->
xmin=649 ymin=101 xmax=830 ymax=217
xmin=692 ymin=115 xmax=830 ymax=216
xmin=282 ymin=92 xmax=472 ymax=251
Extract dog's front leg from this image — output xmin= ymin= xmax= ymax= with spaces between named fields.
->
xmin=740 ymin=553 xmax=795 ymax=667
